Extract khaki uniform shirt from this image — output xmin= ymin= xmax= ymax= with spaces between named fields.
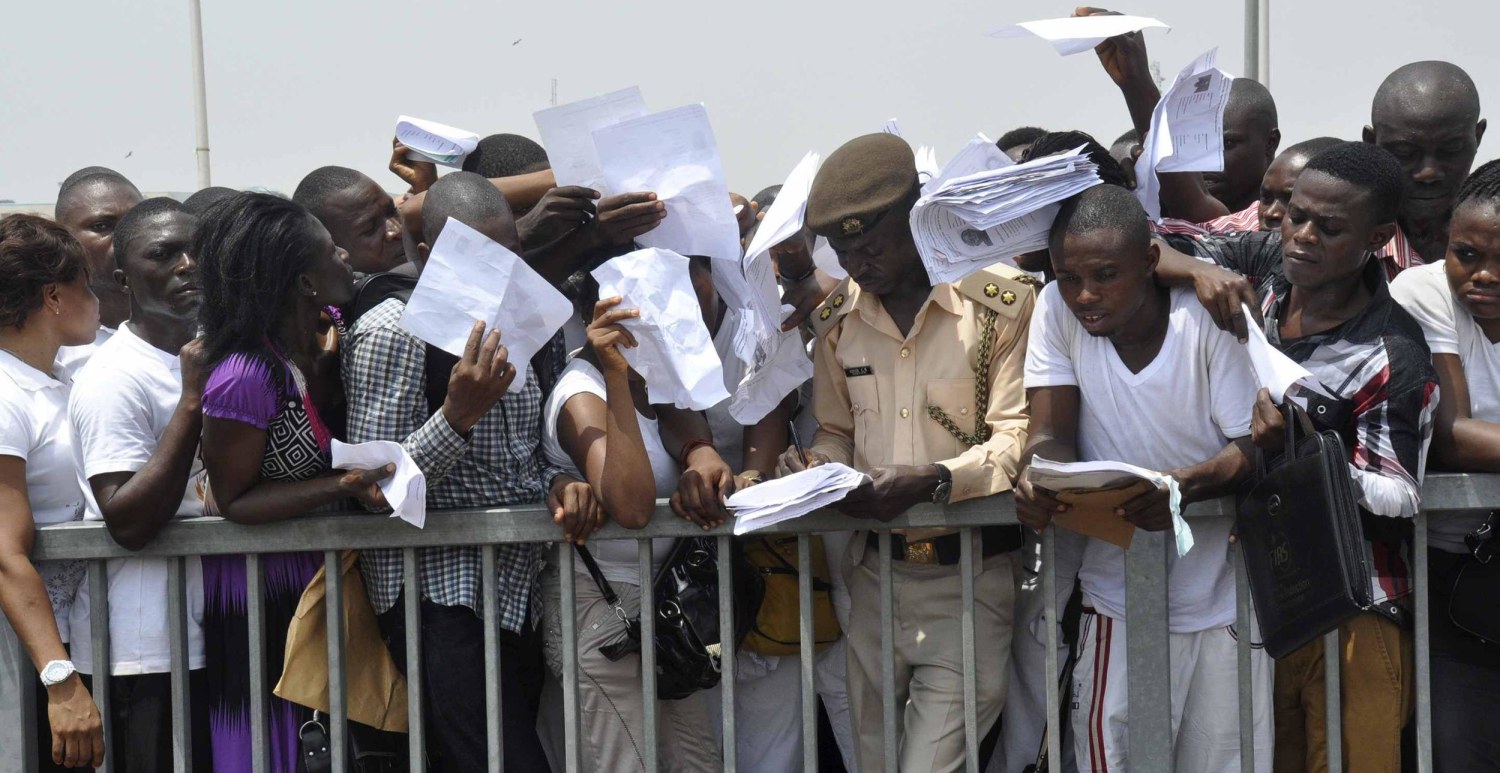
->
xmin=808 ymin=265 xmax=1036 ymax=552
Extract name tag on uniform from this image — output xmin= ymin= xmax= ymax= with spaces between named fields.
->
xmin=844 ymin=366 xmax=873 ymax=378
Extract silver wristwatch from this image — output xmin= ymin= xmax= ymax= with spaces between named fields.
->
xmin=40 ymin=659 xmax=76 ymax=687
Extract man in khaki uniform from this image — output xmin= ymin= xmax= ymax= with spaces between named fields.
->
xmin=778 ymin=133 xmax=1037 ymax=772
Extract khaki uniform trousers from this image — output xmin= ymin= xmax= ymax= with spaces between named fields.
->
xmin=845 ymin=544 xmax=1016 ymax=773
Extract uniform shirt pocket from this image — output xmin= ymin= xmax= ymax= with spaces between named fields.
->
xmin=925 ymin=378 xmax=979 ymax=458
xmin=845 ymin=376 xmax=882 ymax=463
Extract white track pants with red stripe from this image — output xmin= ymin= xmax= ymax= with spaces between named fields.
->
xmin=1070 ymin=611 xmax=1272 ymax=773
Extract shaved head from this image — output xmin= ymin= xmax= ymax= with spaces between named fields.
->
xmin=1372 ymin=60 xmax=1481 ymax=126
xmin=1207 ymin=79 xmax=1281 ymax=212
xmin=1226 ymin=79 xmax=1278 ymax=134
xmin=1365 ymin=60 xmax=1487 ymax=242
xmin=418 ymin=171 xmax=519 ymax=269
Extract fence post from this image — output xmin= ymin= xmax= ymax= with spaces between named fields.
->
xmin=1123 ymin=529 xmax=1173 ymax=770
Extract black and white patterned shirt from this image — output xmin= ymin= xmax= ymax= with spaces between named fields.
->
xmin=343 ymin=298 xmax=566 ymax=632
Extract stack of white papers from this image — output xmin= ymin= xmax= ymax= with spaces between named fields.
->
xmin=1028 ymin=457 xmax=1193 ymax=556
xmin=1136 ymin=48 xmax=1233 ymax=221
xmin=400 ymin=218 xmax=574 ymax=393
xmin=988 ymin=15 xmax=1170 ymax=57
xmin=592 ymin=248 xmax=730 ymax=410
xmin=395 ymin=116 xmax=479 ymax=168
xmin=912 ymin=140 xmax=1101 ymax=285
xmin=727 ymin=463 xmax=870 ymax=535
xmin=331 ymin=440 xmax=427 ymax=528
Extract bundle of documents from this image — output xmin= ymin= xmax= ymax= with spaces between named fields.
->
xmin=1135 ymin=48 xmax=1233 ymax=221
xmin=400 ymin=218 xmax=574 ymax=393
xmin=726 ymin=463 xmax=870 ymax=535
xmin=395 ymin=116 xmax=479 ymax=168
xmin=1027 ymin=457 xmax=1193 ymax=556
xmin=331 ymin=440 xmax=427 ymax=528
xmin=912 ymin=139 xmax=1100 ymax=285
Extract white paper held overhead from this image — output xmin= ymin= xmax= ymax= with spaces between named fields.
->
xmin=533 ymin=87 xmax=648 ymax=194
xmin=593 ymin=104 xmax=742 ymax=265
xmin=395 ymin=116 xmax=480 ymax=168
xmin=592 ymin=248 xmax=730 ymax=410
xmin=1135 ymin=48 xmax=1234 ymax=221
xmin=331 ymin=440 xmax=427 ymax=528
xmin=989 ymin=15 xmax=1170 ymax=56
xmin=399 ymin=218 xmax=574 ymax=393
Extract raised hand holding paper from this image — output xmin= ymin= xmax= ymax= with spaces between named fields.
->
xmin=395 ymin=116 xmax=480 ymax=168
xmin=989 ymin=15 xmax=1170 ymax=56
xmin=332 ymin=440 xmax=427 ymax=528
xmin=591 ymin=248 xmax=730 ymax=410
xmin=1135 ymin=48 xmax=1233 ymax=221
xmin=399 ymin=218 xmax=573 ymax=393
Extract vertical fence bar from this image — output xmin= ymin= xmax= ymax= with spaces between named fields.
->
xmin=481 ymin=545 xmax=504 ymax=772
xmin=1414 ymin=512 xmax=1432 ymax=773
xmin=86 ymin=561 xmax=113 ymax=773
xmin=1235 ymin=547 xmax=1255 ymax=773
xmin=246 ymin=554 xmax=269 ymax=773
xmin=798 ymin=535 xmax=818 ymax=773
xmin=168 ymin=557 xmax=193 ymax=771
xmin=1042 ymin=528 xmax=1063 ymax=768
xmin=402 ymin=549 xmax=426 ymax=772
xmin=1123 ymin=530 xmax=1172 ymax=770
xmin=0 ymin=612 xmax=33 ymax=773
xmin=558 ymin=546 xmax=581 ymax=773
xmin=1323 ymin=629 xmax=1342 ymax=772
xmin=717 ymin=535 xmax=737 ymax=773
xmin=637 ymin=540 xmax=658 ymax=773
xmin=960 ymin=529 xmax=979 ymax=772
xmin=879 ymin=531 xmax=898 ymax=773
xmin=324 ymin=551 xmax=348 ymax=773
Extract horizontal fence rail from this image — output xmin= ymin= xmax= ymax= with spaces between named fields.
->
xmin=2 ymin=473 xmax=1494 ymax=773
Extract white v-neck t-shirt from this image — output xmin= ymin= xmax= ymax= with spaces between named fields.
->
xmin=0 ymin=350 xmax=86 ymax=642
xmin=1024 ymin=285 xmax=1258 ymax=632
xmin=1391 ymin=261 xmax=1500 ymax=551
xmin=67 ymin=324 xmax=206 ymax=674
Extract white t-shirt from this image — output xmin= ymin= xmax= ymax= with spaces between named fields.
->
xmin=1024 ymin=285 xmax=1257 ymax=633
xmin=1391 ymin=261 xmax=1500 ymax=551
xmin=55 ymin=326 xmax=116 ymax=382
xmin=542 ymin=358 xmax=679 ymax=585
xmin=0 ymin=350 xmax=86 ymax=643
xmin=66 ymin=324 xmax=206 ymax=675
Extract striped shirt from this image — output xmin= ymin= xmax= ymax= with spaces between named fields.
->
xmin=1376 ymin=226 xmax=1424 ymax=281
xmin=1153 ymin=202 xmax=1263 ymax=238
xmin=1172 ymin=232 xmax=1440 ymax=615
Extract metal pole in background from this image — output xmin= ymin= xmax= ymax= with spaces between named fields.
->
xmin=1245 ymin=0 xmax=1271 ymax=86
xmin=188 ymin=0 xmax=212 ymax=188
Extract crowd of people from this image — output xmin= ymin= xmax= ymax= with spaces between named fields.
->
xmin=1 ymin=8 xmax=1497 ymax=773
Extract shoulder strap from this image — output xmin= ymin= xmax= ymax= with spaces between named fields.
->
xmin=573 ymin=544 xmax=622 ymax=607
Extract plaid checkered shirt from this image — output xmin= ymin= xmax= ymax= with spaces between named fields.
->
xmin=343 ymin=298 xmax=567 ymax=633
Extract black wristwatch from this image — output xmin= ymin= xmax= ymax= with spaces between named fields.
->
xmin=932 ymin=463 xmax=953 ymax=504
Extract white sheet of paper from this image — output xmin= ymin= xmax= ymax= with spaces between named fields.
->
xmin=744 ymin=151 xmax=819 ymax=267
xmin=915 ymin=145 xmax=941 ymax=184
xmin=1136 ymin=48 xmax=1233 ymax=221
xmin=396 ymin=116 xmax=480 ymax=168
xmin=1028 ymin=456 xmax=1194 ymax=556
xmin=331 ymin=440 xmax=427 ymax=528
xmin=593 ymin=104 xmax=742 ymax=264
xmin=727 ymin=463 xmax=869 ymax=535
xmin=399 ymin=218 xmax=574 ymax=393
xmin=989 ymin=15 xmax=1170 ymax=56
xmin=592 ymin=248 xmax=730 ymax=410
xmin=1241 ymin=303 xmax=1335 ymax=408
xmin=882 ymin=118 xmax=902 ymax=137
xmin=533 ymin=87 xmax=648 ymax=194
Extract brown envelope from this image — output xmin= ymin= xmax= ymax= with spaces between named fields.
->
xmin=1051 ymin=479 xmax=1154 ymax=549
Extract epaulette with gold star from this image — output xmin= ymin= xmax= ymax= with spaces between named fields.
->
xmin=808 ymin=277 xmax=854 ymax=338
xmin=953 ymin=264 xmax=1039 ymax=318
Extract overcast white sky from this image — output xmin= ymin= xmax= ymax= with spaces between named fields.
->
xmin=3 ymin=0 xmax=1495 ymax=203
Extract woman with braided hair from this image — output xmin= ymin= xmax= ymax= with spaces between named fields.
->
xmin=1390 ymin=158 xmax=1500 ymax=771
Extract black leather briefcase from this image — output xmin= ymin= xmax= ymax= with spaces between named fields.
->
xmin=1236 ymin=405 xmax=1371 ymax=659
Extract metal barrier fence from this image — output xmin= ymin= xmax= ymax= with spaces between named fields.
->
xmin=3 ymin=472 xmax=1495 ymax=772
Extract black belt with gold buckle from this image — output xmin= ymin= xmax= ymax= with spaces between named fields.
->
xmin=868 ymin=525 xmax=1024 ymax=566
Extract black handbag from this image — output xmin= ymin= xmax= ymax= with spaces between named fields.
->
xmin=1450 ymin=511 xmax=1500 ymax=643
xmin=1236 ymin=404 xmax=1371 ymax=659
xmin=576 ymin=538 xmax=746 ymax=700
